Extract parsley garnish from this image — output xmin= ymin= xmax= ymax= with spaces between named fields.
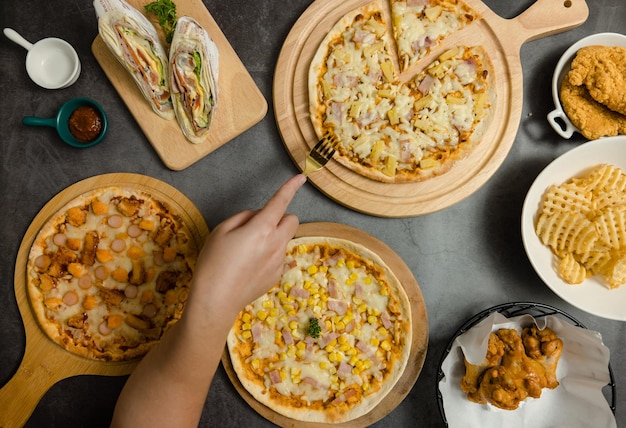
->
xmin=144 ymin=0 xmax=178 ymax=43
xmin=308 ymin=318 xmax=321 ymax=339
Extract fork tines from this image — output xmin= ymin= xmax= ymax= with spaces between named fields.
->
xmin=303 ymin=133 xmax=338 ymax=176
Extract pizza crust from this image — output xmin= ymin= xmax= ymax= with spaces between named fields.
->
xmin=227 ymin=236 xmax=412 ymax=423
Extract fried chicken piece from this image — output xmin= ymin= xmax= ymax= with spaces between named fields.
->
xmin=460 ymin=332 xmax=505 ymax=397
xmin=476 ymin=365 xmax=528 ymax=410
xmin=568 ymin=45 xmax=626 ymax=116
xmin=496 ymin=329 xmax=548 ymax=400
xmin=560 ymin=76 xmax=626 ymax=140
xmin=522 ymin=326 xmax=563 ymax=389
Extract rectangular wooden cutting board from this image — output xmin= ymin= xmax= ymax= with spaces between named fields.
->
xmin=92 ymin=0 xmax=267 ymax=170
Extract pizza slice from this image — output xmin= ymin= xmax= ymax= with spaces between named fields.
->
xmin=390 ymin=0 xmax=478 ymax=72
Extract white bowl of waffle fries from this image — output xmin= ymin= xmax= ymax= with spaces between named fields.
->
xmin=521 ymin=136 xmax=626 ymax=320
xmin=437 ymin=303 xmax=615 ymax=428
xmin=547 ymin=32 xmax=626 ymax=140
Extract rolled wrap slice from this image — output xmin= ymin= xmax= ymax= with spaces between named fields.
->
xmin=169 ymin=16 xmax=219 ymax=144
xmin=94 ymin=0 xmax=173 ymax=120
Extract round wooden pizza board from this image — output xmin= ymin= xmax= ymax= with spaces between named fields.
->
xmin=273 ymin=0 xmax=589 ymax=217
xmin=221 ymin=222 xmax=429 ymax=427
xmin=0 ymin=173 xmax=209 ymax=428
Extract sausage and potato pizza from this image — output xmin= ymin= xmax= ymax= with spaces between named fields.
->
xmin=26 ymin=186 xmax=198 ymax=361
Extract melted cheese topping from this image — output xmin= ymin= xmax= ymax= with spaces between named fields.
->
xmin=231 ymin=241 xmax=410 ymax=411
xmin=28 ymin=187 xmax=196 ymax=360
xmin=391 ymin=0 xmax=477 ymax=71
xmin=318 ymin=14 xmax=491 ymax=179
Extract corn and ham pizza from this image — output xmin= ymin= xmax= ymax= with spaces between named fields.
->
xmin=308 ymin=0 xmax=495 ymax=183
xmin=26 ymin=186 xmax=198 ymax=361
xmin=226 ymin=237 xmax=412 ymax=423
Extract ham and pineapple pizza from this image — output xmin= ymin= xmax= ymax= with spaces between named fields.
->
xmin=26 ymin=186 xmax=198 ymax=361
xmin=227 ymin=237 xmax=412 ymax=423
xmin=309 ymin=0 xmax=494 ymax=183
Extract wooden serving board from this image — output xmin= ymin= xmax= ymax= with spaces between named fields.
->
xmin=92 ymin=0 xmax=268 ymax=171
xmin=274 ymin=0 xmax=589 ymax=217
xmin=0 ymin=173 xmax=209 ymax=428
xmin=221 ymin=222 xmax=429 ymax=427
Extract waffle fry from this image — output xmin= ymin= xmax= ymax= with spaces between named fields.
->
xmin=557 ymin=253 xmax=587 ymax=284
xmin=535 ymin=163 xmax=626 ymax=289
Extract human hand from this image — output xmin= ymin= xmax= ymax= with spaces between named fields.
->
xmin=186 ymin=174 xmax=306 ymax=322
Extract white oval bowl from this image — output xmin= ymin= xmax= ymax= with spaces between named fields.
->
xmin=547 ymin=32 xmax=626 ymax=139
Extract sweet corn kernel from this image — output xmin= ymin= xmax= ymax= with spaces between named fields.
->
xmin=355 ymin=360 xmax=364 ymax=369
xmin=319 ymin=266 xmax=328 ymax=273
xmin=241 ymin=331 xmax=252 ymax=340
xmin=242 ymin=322 xmax=252 ymax=330
xmin=346 ymin=348 xmax=357 ymax=356
xmin=269 ymin=308 xmax=279 ymax=317
xmin=242 ymin=313 xmax=251 ymax=323
xmin=336 ymin=259 xmax=346 ymax=267
xmin=320 ymin=361 xmax=329 ymax=370
xmin=251 ymin=359 xmax=260 ymax=370
xmin=339 ymin=343 xmax=350 ymax=352
xmin=307 ymin=265 xmax=318 ymax=275
xmin=381 ymin=340 xmax=391 ymax=351
xmin=292 ymin=375 xmax=301 ymax=384
xmin=325 ymin=345 xmax=335 ymax=353
xmin=296 ymin=341 xmax=306 ymax=350
xmin=380 ymin=287 xmax=388 ymax=296
xmin=257 ymin=310 xmax=268 ymax=321
xmin=289 ymin=321 xmax=299 ymax=330
xmin=287 ymin=310 xmax=296 ymax=317
xmin=303 ymin=280 xmax=312 ymax=289
xmin=280 ymin=370 xmax=287 ymax=381
xmin=349 ymin=272 xmax=359 ymax=282
xmin=283 ymin=303 xmax=295 ymax=312
xmin=279 ymin=352 xmax=287 ymax=360
xmin=370 ymin=337 xmax=380 ymax=347
xmin=377 ymin=327 xmax=388 ymax=336
xmin=357 ymin=303 xmax=368 ymax=313
xmin=367 ymin=315 xmax=377 ymax=325
xmin=297 ymin=244 xmax=307 ymax=254
xmin=275 ymin=331 xmax=282 ymax=341
xmin=349 ymin=355 xmax=359 ymax=366
xmin=287 ymin=348 xmax=296 ymax=358
xmin=295 ymin=348 xmax=305 ymax=358
xmin=346 ymin=260 xmax=355 ymax=269
xmin=364 ymin=276 xmax=373 ymax=285
xmin=262 ymin=300 xmax=272 ymax=309
xmin=342 ymin=314 xmax=353 ymax=324
xmin=363 ymin=360 xmax=372 ymax=369
xmin=291 ymin=367 xmax=301 ymax=376
xmin=352 ymin=367 xmax=361 ymax=375
xmin=325 ymin=320 xmax=333 ymax=330
xmin=265 ymin=317 xmax=276 ymax=327
xmin=363 ymin=382 xmax=371 ymax=392
xmin=338 ymin=335 xmax=348 ymax=345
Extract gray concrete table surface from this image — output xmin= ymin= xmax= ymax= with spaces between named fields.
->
xmin=0 ymin=0 xmax=624 ymax=427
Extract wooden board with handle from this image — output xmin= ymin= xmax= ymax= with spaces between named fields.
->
xmin=0 ymin=173 xmax=209 ymax=428
xmin=221 ymin=222 xmax=429 ymax=427
xmin=92 ymin=0 xmax=267 ymax=171
xmin=274 ymin=0 xmax=589 ymax=217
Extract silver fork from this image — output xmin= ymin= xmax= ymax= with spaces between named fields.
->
xmin=302 ymin=133 xmax=339 ymax=176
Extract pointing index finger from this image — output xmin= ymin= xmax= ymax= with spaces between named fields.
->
xmin=256 ymin=174 xmax=306 ymax=225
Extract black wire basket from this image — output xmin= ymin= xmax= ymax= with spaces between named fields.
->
xmin=436 ymin=302 xmax=617 ymax=426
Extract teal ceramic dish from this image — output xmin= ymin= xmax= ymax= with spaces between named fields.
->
xmin=22 ymin=98 xmax=108 ymax=148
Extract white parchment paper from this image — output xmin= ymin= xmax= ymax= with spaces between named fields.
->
xmin=439 ymin=312 xmax=616 ymax=428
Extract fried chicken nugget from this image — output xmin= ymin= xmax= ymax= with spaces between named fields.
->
xmin=560 ymin=76 xmax=626 ymax=140
xmin=568 ymin=45 xmax=626 ymax=116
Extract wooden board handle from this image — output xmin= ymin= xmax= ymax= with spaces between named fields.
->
xmin=512 ymin=0 xmax=589 ymax=44
xmin=0 ymin=344 xmax=66 ymax=427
